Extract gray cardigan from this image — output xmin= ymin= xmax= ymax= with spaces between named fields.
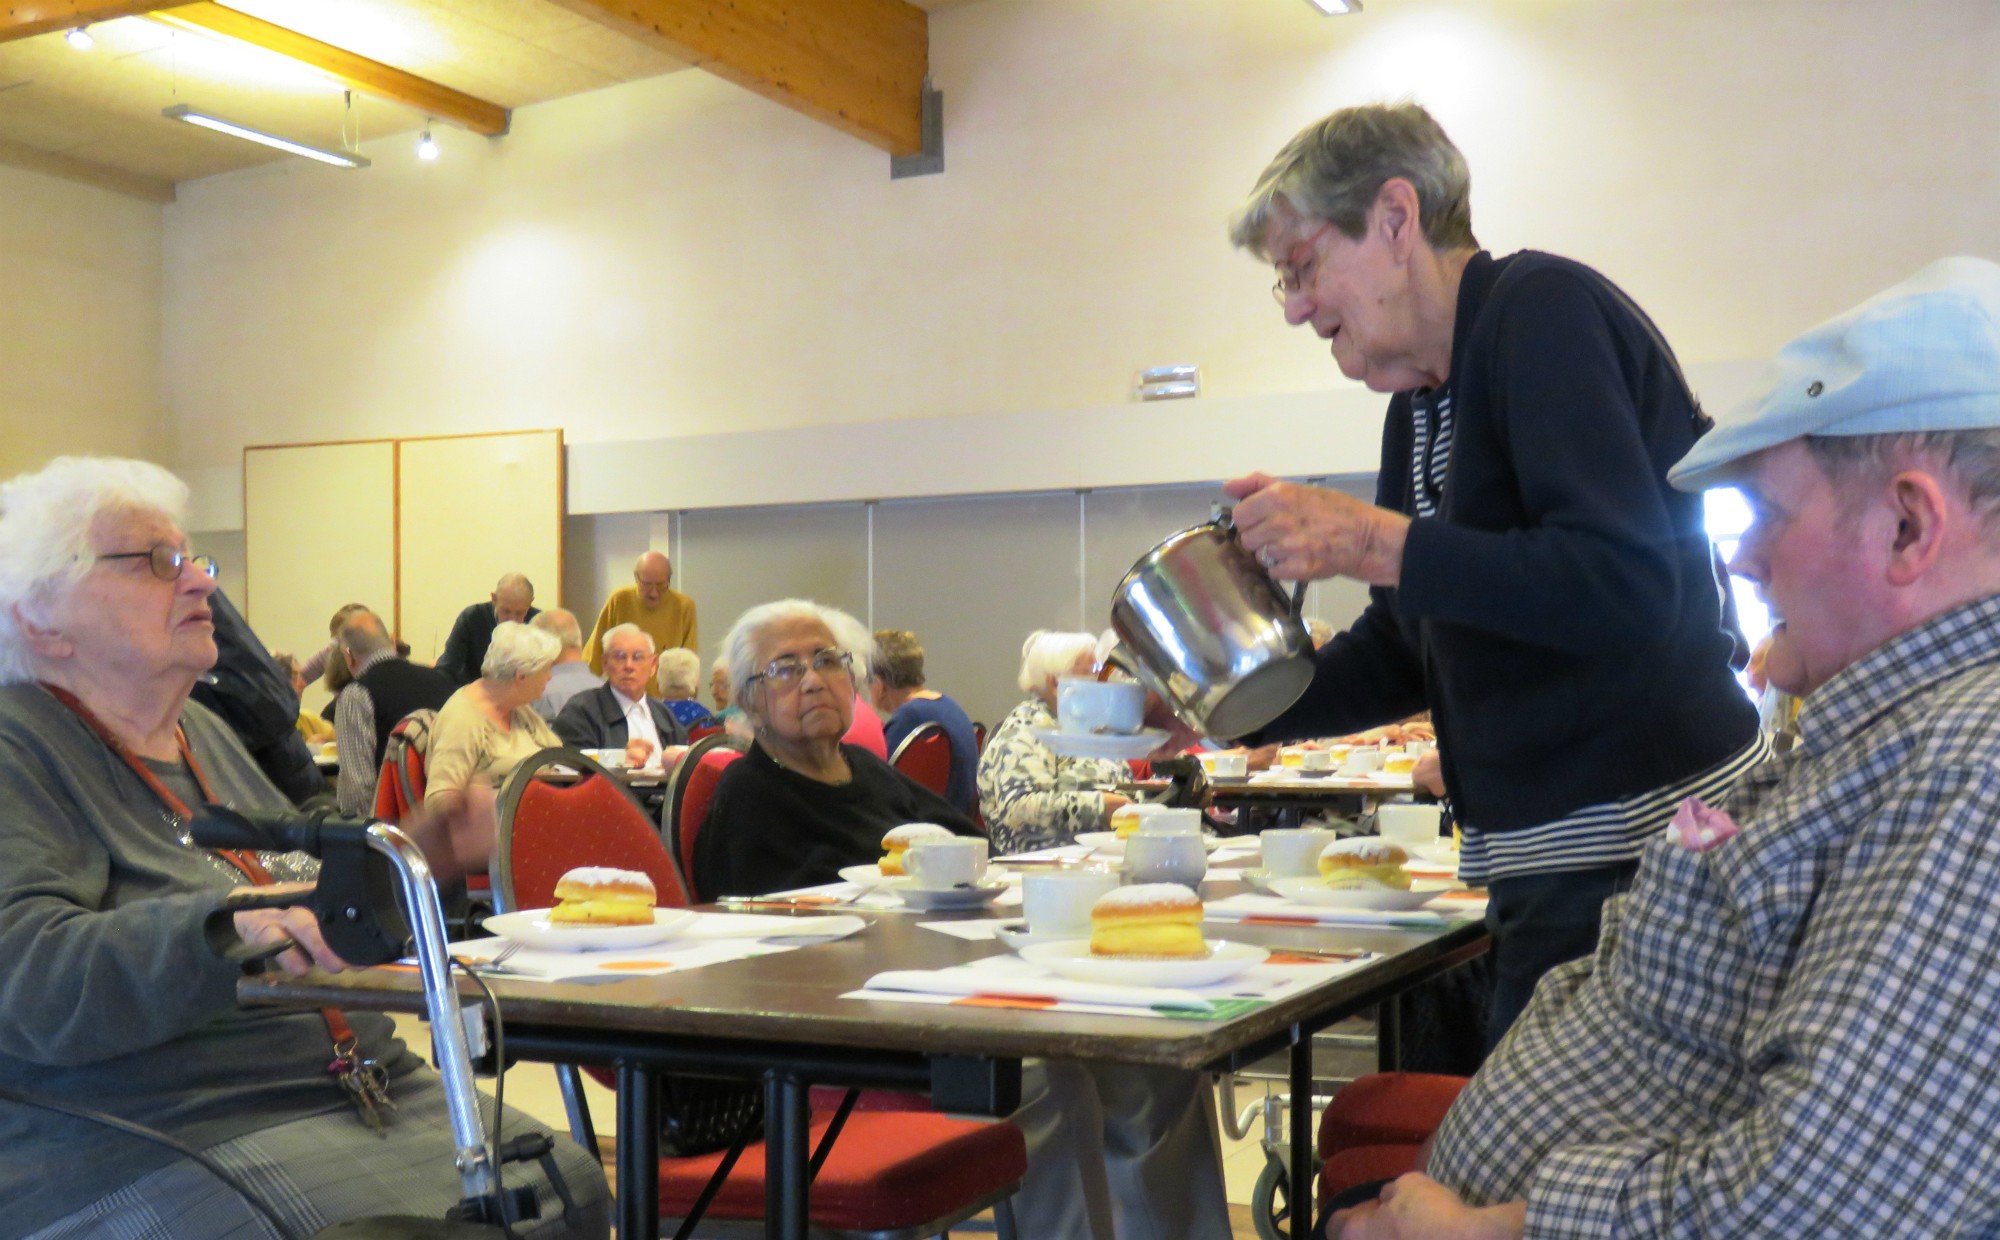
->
xmin=0 ymin=684 xmax=413 ymax=1231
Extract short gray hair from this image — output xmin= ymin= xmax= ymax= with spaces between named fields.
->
xmin=657 ymin=646 xmax=701 ymax=696
xmin=340 ymin=610 xmax=392 ymax=660
xmin=531 ymin=607 xmax=583 ymax=650
xmin=1228 ymin=102 xmax=1477 ymax=260
xmin=0 ymin=456 xmax=190 ymax=685
xmin=481 ymin=620 xmax=561 ymax=682
xmin=720 ymin=599 xmax=867 ymax=708
xmin=602 ymin=622 xmax=656 ymax=656
xmin=1807 ymin=430 xmax=2000 ymax=536
xmin=1016 ymin=630 xmax=1097 ymax=695
xmin=494 ymin=572 xmax=534 ymax=601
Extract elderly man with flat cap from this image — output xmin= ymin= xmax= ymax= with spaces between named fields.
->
xmin=1328 ymin=257 xmax=2000 ymax=1239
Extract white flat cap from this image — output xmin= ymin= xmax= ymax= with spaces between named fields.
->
xmin=1670 ymin=256 xmax=2000 ymax=492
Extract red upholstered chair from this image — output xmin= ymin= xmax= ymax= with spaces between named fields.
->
xmin=888 ymin=721 xmax=952 ymax=800
xmin=371 ymin=708 xmax=436 ymax=824
xmin=1315 ymin=1073 xmax=1470 ymax=1210
xmin=494 ymin=748 xmax=1026 ymax=1239
xmin=972 ymin=721 xmax=988 ymax=755
xmin=686 ymin=722 xmax=726 ymax=743
xmin=662 ymin=732 xmax=746 ymax=896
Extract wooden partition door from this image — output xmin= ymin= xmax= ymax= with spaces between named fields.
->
xmin=243 ymin=430 xmax=563 ymax=673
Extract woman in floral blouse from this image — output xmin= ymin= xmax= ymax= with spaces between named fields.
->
xmin=976 ymin=630 xmax=1135 ymax=855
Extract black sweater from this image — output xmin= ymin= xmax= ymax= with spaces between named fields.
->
xmin=692 ymin=743 xmax=981 ymax=899
xmin=1261 ymin=250 xmax=1758 ymax=835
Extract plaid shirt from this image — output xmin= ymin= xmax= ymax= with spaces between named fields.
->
xmin=1430 ymin=590 xmax=2000 ymax=1236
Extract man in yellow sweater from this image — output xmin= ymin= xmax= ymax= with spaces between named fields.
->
xmin=584 ymin=551 xmax=697 ymax=676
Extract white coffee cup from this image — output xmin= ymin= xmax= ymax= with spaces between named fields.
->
xmin=1261 ymin=827 xmax=1336 ymax=878
xmin=1377 ymin=803 xmax=1444 ymax=849
xmin=1339 ymin=747 xmax=1383 ymax=776
xmin=1136 ymin=807 xmax=1203 ymax=837
xmin=905 ymin=837 xmax=989 ymax=889
xmin=1022 ymin=869 xmax=1123 ymax=937
xmin=1197 ymin=750 xmax=1249 ymax=779
xmin=1124 ymin=833 xmax=1207 ymax=888
xmin=1057 ymin=677 xmax=1146 ymax=736
xmin=1297 ymin=749 xmax=1335 ymax=773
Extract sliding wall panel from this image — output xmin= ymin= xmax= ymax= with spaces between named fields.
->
xmin=873 ymin=491 xmax=1083 ymax=730
xmin=242 ymin=441 xmax=396 ymax=700
xmin=396 ymin=431 xmax=564 ymax=666
xmin=679 ymin=503 xmax=870 ymax=666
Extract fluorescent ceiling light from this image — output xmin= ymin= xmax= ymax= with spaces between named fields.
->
xmin=1304 ymin=0 xmax=1362 ymax=12
xmin=161 ymin=103 xmax=370 ymax=169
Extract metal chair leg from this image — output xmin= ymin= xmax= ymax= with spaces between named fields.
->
xmin=556 ymin=1063 xmax=599 ymax=1161
xmin=994 ymin=1197 xmax=1020 ymax=1240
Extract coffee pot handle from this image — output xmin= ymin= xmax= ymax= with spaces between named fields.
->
xmin=1213 ymin=505 xmax=1308 ymax=619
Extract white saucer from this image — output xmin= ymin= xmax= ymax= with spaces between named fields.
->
xmin=1238 ymin=867 xmax=1280 ymax=895
xmin=483 ymin=908 xmax=698 ymax=951
xmin=895 ymin=882 xmax=1008 ymax=911
xmin=1019 ymin=939 xmax=1268 ymax=987
xmin=1267 ymin=876 xmax=1443 ymax=912
xmin=994 ymin=920 xmax=1069 ymax=952
xmin=1033 ymin=727 xmax=1169 ymax=761
xmin=1074 ymin=831 xmax=1229 ymax=853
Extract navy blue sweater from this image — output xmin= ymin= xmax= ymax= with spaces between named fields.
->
xmin=1260 ymin=250 xmax=1758 ymax=835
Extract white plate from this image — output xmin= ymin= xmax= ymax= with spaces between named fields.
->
xmin=483 ymin=908 xmax=699 ymax=951
xmin=895 ymin=882 xmax=1008 ymax=911
xmin=994 ymin=920 xmax=1070 ymax=952
xmin=1032 ymin=727 xmax=1169 ymax=761
xmin=837 ymin=864 xmax=901 ymax=888
xmin=1074 ymin=831 xmax=1229 ymax=853
xmin=1019 ymin=938 xmax=1268 ymax=987
xmin=1238 ymin=867 xmax=1280 ymax=895
xmin=1267 ymin=876 xmax=1444 ymax=911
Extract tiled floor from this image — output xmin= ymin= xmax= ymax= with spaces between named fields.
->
xmin=411 ymin=1014 xmax=1376 ymax=1239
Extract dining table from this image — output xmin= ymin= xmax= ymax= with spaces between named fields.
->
xmin=238 ymin=865 xmax=1488 ymax=1240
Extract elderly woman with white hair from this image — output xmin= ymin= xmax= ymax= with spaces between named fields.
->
xmin=0 ymin=456 xmax=605 ymax=1238
xmin=654 ymin=646 xmax=717 ymax=730
xmin=424 ymin=619 xmax=565 ymax=811
xmin=975 ymin=630 xmax=1134 ymax=855
xmin=691 ymin=599 xmax=977 ymax=899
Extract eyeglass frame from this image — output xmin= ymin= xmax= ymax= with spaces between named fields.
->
xmin=1270 ymin=221 xmax=1337 ymax=305
xmin=746 ymin=647 xmax=854 ymax=692
xmin=94 ymin=543 xmax=219 ymax=582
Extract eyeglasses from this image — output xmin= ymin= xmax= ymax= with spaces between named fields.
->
xmin=1270 ymin=222 xmax=1335 ymax=305
xmin=96 ymin=543 xmax=219 ymax=582
xmin=747 ymin=648 xmax=853 ymax=691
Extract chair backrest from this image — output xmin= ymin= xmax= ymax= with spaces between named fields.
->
xmin=889 ymin=721 xmax=952 ymax=799
xmin=972 ymin=721 xmax=988 ymax=755
xmin=493 ymin=746 xmax=691 ymax=912
xmin=371 ymin=708 xmax=437 ymax=824
xmin=663 ymin=732 xmax=747 ymax=899
xmin=686 ymin=722 xmax=726 ymax=743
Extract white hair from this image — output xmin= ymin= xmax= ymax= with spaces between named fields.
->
xmin=720 ymin=598 xmax=867 ymax=708
xmin=1017 ymin=629 xmax=1098 ymax=695
xmin=657 ymin=646 xmax=701 ymax=697
xmin=481 ymin=620 xmax=561 ymax=682
xmin=602 ymin=622 xmax=656 ymax=656
xmin=0 ymin=457 xmax=191 ymax=685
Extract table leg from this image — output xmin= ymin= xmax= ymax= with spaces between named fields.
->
xmin=1377 ymin=995 xmax=1403 ymax=1072
xmin=764 ymin=1069 xmax=810 ymax=1240
xmin=1290 ymin=1026 xmax=1313 ymax=1240
xmin=617 ymin=1064 xmax=660 ymax=1240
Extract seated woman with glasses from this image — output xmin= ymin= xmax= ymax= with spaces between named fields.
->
xmin=0 ymin=456 xmax=605 ymax=1238
xmin=690 ymin=599 xmax=978 ymax=900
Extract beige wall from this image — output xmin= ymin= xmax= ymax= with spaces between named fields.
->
xmin=160 ymin=0 xmax=2000 ymax=482
xmin=0 ymin=163 xmax=163 ymax=479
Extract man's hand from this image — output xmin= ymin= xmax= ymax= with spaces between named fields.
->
xmin=1224 ymin=473 xmax=1411 ymax=587
xmin=1328 ymin=1175 xmax=1526 ymax=1240
xmin=233 ymin=893 xmax=352 ymax=978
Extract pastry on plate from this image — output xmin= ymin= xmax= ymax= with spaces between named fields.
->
xmin=549 ymin=866 xmax=658 ymax=926
xmin=1088 ymin=883 xmax=1207 ymax=958
xmin=1318 ymin=837 xmax=1413 ymax=891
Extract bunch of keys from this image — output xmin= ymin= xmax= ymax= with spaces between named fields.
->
xmin=328 ymin=1040 xmax=396 ymax=1132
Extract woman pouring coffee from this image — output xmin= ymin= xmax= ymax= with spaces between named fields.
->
xmin=1219 ymin=102 xmax=1763 ymax=1047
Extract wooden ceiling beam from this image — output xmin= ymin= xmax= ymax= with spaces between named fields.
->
xmin=550 ymin=0 xmax=927 ymax=155
xmin=0 ymin=2 xmax=175 ymax=43
xmin=149 ymin=2 xmax=509 ymax=136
